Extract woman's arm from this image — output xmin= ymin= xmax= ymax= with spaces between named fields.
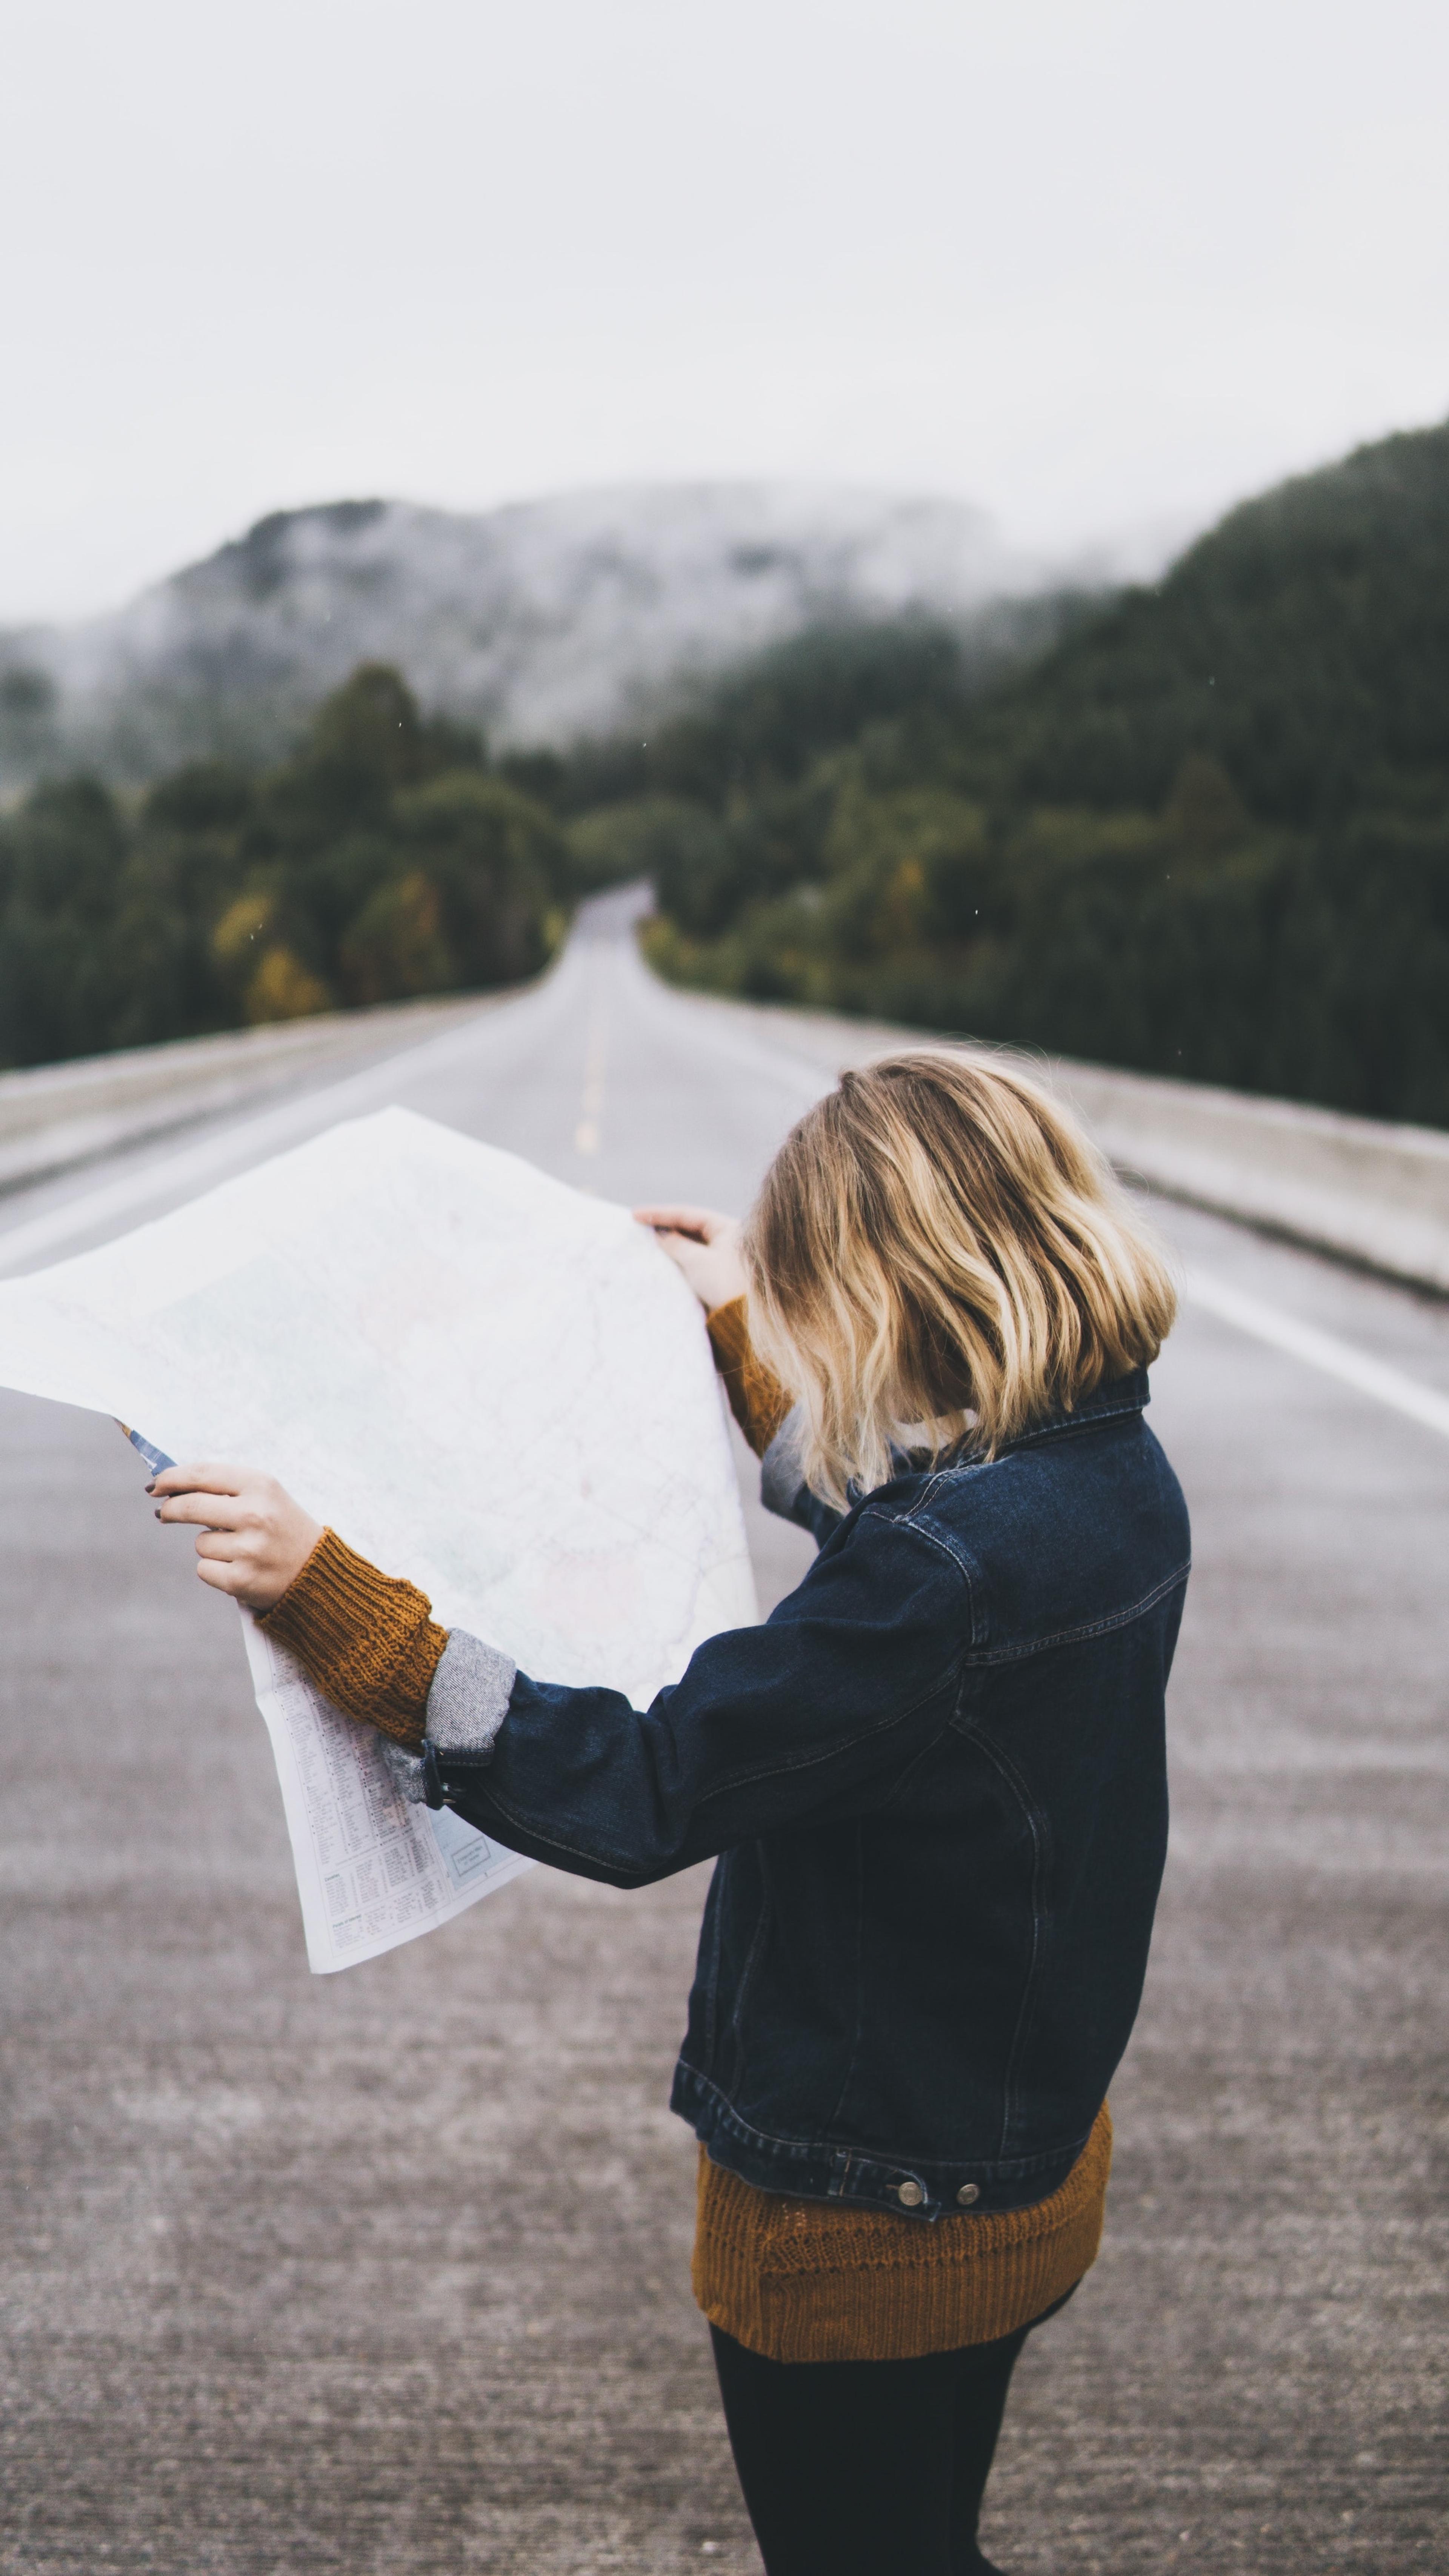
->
xmin=632 ymin=1202 xmax=792 ymax=1457
xmin=259 ymin=1530 xmax=446 ymax=1746
xmin=704 ymin=1297 xmax=793 ymax=1457
xmin=152 ymin=1459 xmax=971 ymax=1885
xmin=418 ymin=1502 xmax=969 ymax=1886
xmin=149 ymin=1466 xmax=444 ymax=1746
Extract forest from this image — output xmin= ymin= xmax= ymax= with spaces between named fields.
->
xmin=602 ymin=420 xmax=1449 ymax=1125
xmin=0 ymin=666 xmax=567 ymax=1067
xmin=3 ymin=419 xmax=1447 ymax=1122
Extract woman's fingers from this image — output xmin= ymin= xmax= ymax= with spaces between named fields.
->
xmin=640 ymin=1216 xmax=749 ymax=1312
xmin=149 ymin=1463 xmax=325 ymax=1612
xmin=193 ymin=1528 xmax=243 ymax=1560
xmin=149 ymin=1462 xmax=246 ymax=1499
xmin=632 ymin=1204 xmax=733 ymax=1243
xmin=155 ymin=1489 xmax=246 ymax=1528
xmin=195 ymin=1555 xmax=249 ymax=1595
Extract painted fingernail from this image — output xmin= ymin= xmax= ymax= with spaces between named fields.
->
xmin=154 ymin=1507 xmax=160 ymax=1520
xmin=145 ymin=1481 xmax=156 ymax=1494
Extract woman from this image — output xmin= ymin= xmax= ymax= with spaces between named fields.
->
xmin=151 ymin=1052 xmax=1189 ymax=2576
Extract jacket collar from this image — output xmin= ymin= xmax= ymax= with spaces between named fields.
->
xmin=875 ymin=1369 xmax=1151 ymax=1497
xmin=990 ymin=1366 xmax=1151 ymax=1460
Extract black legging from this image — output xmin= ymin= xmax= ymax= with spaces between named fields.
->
xmin=710 ymin=2317 xmax=1033 ymax=2576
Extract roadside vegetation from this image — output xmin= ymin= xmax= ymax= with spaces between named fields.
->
xmin=559 ymin=419 xmax=1449 ymax=1127
xmin=0 ymin=666 xmax=567 ymax=1067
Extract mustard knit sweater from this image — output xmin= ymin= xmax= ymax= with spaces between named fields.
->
xmin=260 ymin=1296 xmax=1111 ymax=2363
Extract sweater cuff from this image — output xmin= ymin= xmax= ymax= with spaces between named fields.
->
xmin=258 ymin=1528 xmax=448 ymax=1749
xmin=706 ymin=1296 xmax=793 ymax=1458
xmin=427 ymin=1629 xmax=517 ymax=1757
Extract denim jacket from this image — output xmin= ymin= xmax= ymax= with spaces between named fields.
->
xmin=418 ymin=1367 xmax=1189 ymax=2221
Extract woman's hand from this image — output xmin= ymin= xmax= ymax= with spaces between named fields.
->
xmin=150 ymin=1463 xmax=324 ymax=1612
xmin=634 ymin=1204 xmax=749 ymax=1313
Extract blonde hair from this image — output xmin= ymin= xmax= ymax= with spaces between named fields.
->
xmin=743 ymin=1050 xmax=1178 ymax=1508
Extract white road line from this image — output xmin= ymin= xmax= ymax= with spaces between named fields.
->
xmin=1186 ymin=1268 xmax=1449 ymax=1443
xmin=574 ymin=982 xmax=610 ymax=1158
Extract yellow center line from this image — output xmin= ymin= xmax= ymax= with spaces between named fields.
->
xmin=574 ymin=991 xmax=609 ymax=1156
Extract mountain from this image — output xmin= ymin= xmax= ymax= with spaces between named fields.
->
xmin=0 ymin=483 xmax=1063 ymax=794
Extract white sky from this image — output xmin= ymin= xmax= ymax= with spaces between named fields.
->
xmin=3 ymin=0 xmax=1447 ymax=622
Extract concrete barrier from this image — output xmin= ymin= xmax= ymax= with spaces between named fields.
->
xmin=13 ymin=967 xmax=1449 ymax=1298
xmin=1043 ymin=1061 xmax=1449 ymax=1296
xmin=0 ymin=994 xmax=489 ymax=1196
xmin=673 ymin=989 xmax=1449 ymax=1298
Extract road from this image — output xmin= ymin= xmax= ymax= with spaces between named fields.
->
xmin=0 ymin=902 xmax=1445 ymax=2575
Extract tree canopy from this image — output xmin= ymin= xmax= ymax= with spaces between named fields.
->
xmin=603 ymin=422 xmax=1449 ymax=1125
xmin=0 ymin=666 xmax=567 ymax=1069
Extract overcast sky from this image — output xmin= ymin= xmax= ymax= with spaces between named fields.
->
xmin=3 ymin=0 xmax=1447 ymax=623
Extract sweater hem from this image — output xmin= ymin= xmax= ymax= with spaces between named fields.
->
xmin=690 ymin=2108 xmax=1111 ymax=2363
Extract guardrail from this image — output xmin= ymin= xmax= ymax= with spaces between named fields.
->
xmin=0 ymin=994 xmax=488 ymax=1196
xmin=676 ymin=990 xmax=1449 ymax=1298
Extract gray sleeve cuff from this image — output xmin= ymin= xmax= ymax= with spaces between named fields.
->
xmin=381 ymin=1739 xmax=428 ymax=1805
xmin=760 ymin=1404 xmax=808 ymax=1519
xmin=424 ymin=1627 xmax=518 ymax=1762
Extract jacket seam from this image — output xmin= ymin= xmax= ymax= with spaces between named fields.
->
xmin=960 ymin=1725 xmax=1052 ymax=2157
xmin=876 ymin=1715 xmax=958 ymax=1815
xmin=822 ymin=1820 xmax=868 ymax=2134
xmin=728 ymin=1876 xmax=772 ymax=2086
xmin=667 ymin=1513 xmax=977 ymax=1808
xmin=685 ymin=1658 xmax=963 ymax=1806
xmin=957 ymin=1559 xmax=1191 ymax=1669
xmin=677 ymin=2062 xmax=1094 ymax=2185
xmin=701 ymin=1863 xmax=724 ymax=2066
xmin=885 ymin=1500 xmax=987 ymax=1635
xmin=438 ymin=1785 xmax=658 ymax=1878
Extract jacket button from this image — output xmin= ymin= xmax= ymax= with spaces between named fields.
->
xmin=895 ymin=2180 xmax=925 ymax=2208
xmin=957 ymin=2183 xmax=980 ymax=2207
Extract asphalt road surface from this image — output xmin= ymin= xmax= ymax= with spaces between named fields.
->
xmin=1 ymin=903 xmax=1445 ymax=2576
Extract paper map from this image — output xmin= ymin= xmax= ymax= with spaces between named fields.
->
xmin=0 ymin=1109 xmax=757 ymax=1969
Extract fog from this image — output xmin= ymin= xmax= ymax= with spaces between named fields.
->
xmin=3 ymin=0 xmax=1447 ymax=620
